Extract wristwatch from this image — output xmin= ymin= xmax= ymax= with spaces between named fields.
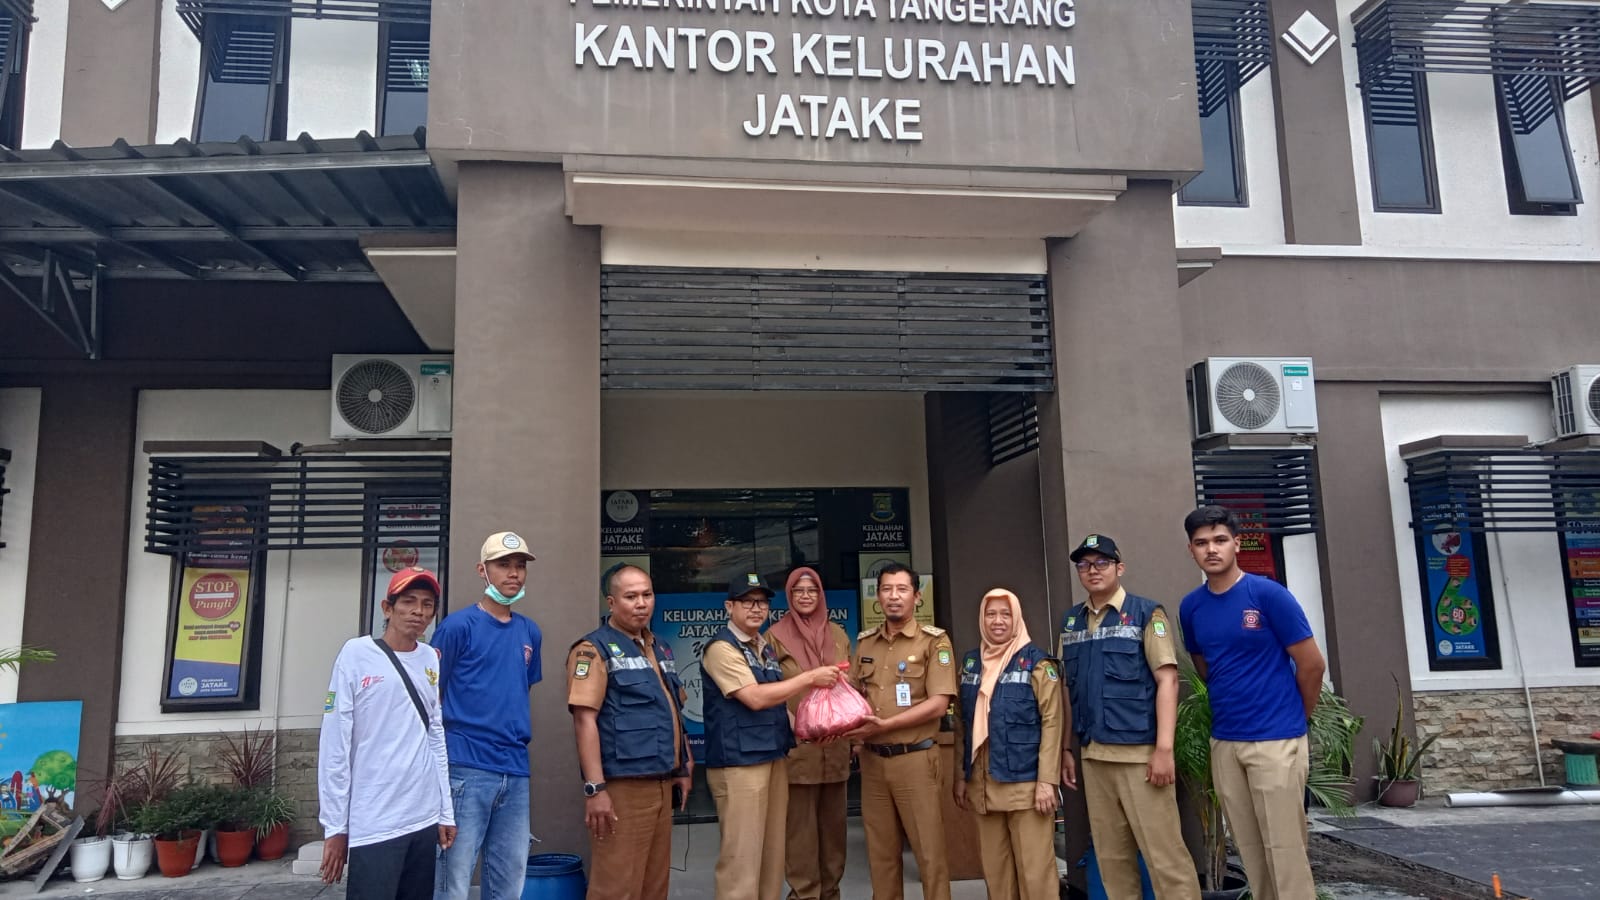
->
xmin=583 ymin=781 xmax=606 ymax=797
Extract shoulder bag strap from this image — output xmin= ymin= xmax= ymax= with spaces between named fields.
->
xmin=372 ymin=637 xmax=431 ymax=730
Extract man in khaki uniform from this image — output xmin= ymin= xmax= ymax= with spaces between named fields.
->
xmin=700 ymin=573 xmax=840 ymax=900
xmin=1059 ymin=535 xmax=1199 ymax=900
xmin=847 ymin=563 xmax=957 ymax=900
xmin=566 ymin=564 xmax=693 ymax=900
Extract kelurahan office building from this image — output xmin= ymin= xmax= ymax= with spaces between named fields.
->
xmin=1 ymin=0 xmax=1598 ymax=869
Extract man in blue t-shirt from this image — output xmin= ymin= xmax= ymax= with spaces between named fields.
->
xmin=432 ymin=531 xmax=543 ymax=900
xmin=1178 ymin=506 xmax=1326 ymax=900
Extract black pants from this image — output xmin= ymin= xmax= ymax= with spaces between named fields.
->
xmin=347 ymin=825 xmax=437 ymax=900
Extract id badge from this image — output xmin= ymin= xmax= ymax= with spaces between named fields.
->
xmin=895 ymin=682 xmax=913 ymax=707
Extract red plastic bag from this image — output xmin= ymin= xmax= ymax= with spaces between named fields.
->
xmin=795 ymin=663 xmax=873 ymax=741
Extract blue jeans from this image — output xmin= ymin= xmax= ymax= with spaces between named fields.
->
xmin=434 ymin=764 xmax=529 ymax=900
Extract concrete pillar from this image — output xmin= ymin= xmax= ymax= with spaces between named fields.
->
xmin=1312 ymin=382 xmax=1409 ymax=795
xmin=1268 ymin=0 xmax=1363 ymax=245
xmin=19 ymin=377 xmax=137 ymax=802
xmin=59 ymin=0 xmax=162 ymax=145
xmin=449 ymin=162 xmax=601 ymax=855
xmin=1038 ymin=182 xmax=1199 ymax=883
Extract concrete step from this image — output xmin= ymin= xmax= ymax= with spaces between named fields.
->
xmin=297 ymin=841 xmax=324 ymax=862
xmin=291 ymin=859 xmax=323 ymax=877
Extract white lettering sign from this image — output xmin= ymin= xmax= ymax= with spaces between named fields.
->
xmin=569 ymin=0 xmax=1076 ymax=143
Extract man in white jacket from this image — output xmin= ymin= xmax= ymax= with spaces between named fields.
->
xmin=319 ymin=566 xmax=457 ymax=900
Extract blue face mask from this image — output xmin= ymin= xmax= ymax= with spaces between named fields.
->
xmin=484 ymin=582 xmax=525 ymax=606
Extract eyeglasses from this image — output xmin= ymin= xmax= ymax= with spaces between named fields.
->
xmin=790 ymin=587 xmax=821 ymax=597
xmin=731 ymin=598 xmax=771 ymax=610
xmin=1074 ymin=559 xmax=1115 ymax=572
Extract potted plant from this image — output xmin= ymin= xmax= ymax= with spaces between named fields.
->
xmin=212 ymin=788 xmax=256 ymax=867
xmin=96 ymin=748 xmax=183 ymax=880
xmin=1374 ymin=676 xmax=1438 ymax=808
xmin=1176 ymin=670 xmax=1362 ymax=899
xmin=185 ymin=783 xmax=234 ymax=869
xmin=130 ymin=790 xmax=203 ymax=879
xmin=249 ymin=788 xmax=297 ymax=861
xmin=215 ymin=726 xmax=276 ymax=863
xmin=68 ymin=830 xmax=112 ymax=883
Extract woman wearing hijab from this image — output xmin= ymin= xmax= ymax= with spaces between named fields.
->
xmin=765 ymin=566 xmax=851 ymax=900
xmin=953 ymin=588 xmax=1064 ymax=900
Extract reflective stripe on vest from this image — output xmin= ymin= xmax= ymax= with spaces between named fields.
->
xmin=605 ymin=656 xmax=651 ymax=672
xmin=1060 ymin=625 xmax=1143 ymax=645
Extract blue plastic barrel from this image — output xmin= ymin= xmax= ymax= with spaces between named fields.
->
xmin=1080 ymin=844 xmax=1156 ymax=900
xmin=521 ymin=853 xmax=586 ymax=900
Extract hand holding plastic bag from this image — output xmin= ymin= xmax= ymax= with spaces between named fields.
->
xmin=795 ymin=662 xmax=873 ymax=742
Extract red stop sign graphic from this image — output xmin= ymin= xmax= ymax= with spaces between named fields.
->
xmin=1445 ymin=555 xmax=1471 ymax=579
xmin=189 ymin=573 xmax=241 ymax=620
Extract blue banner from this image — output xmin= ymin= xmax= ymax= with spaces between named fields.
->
xmin=1421 ymin=529 xmax=1489 ymax=661
xmin=652 ymin=590 xmax=857 ymax=747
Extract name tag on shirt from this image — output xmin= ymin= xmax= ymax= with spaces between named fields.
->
xmin=895 ymin=683 xmax=912 ymax=707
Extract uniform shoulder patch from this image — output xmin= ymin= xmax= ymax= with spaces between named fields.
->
xmin=936 ymin=648 xmax=952 ymax=666
xmin=920 ymin=624 xmax=946 ymax=637
xmin=858 ymin=628 xmax=876 ymax=640
xmin=1152 ymin=620 xmax=1168 ymax=638
xmin=323 ymin=691 xmax=336 ymax=713
xmin=573 ymin=659 xmax=591 ymax=679
xmin=1041 ymin=661 xmax=1059 ymax=681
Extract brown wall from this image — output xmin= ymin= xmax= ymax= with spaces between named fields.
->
xmin=447 ymin=162 xmax=602 ymax=859
xmin=1178 ymin=256 xmax=1600 ymax=380
xmin=1268 ymin=0 xmax=1361 ymax=245
xmin=429 ymin=1 xmax=1202 ymax=175
xmin=59 ymin=0 xmax=162 ymax=145
xmin=17 ymin=377 xmax=137 ymax=798
xmin=923 ymin=392 xmax=1049 ymax=659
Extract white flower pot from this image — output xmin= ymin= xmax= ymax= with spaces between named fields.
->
xmin=69 ymin=836 xmax=112 ymax=883
xmin=111 ymin=833 xmax=153 ymax=880
xmin=192 ymin=829 xmax=210 ymax=869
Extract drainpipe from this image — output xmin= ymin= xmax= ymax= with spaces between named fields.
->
xmin=1488 ymin=532 xmax=1546 ymax=786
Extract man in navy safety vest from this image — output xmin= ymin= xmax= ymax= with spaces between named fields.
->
xmin=1059 ymin=534 xmax=1200 ymax=900
xmin=700 ymin=573 xmax=841 ymax=900
xmin=566 ymin=564 xmax=692 ymax=900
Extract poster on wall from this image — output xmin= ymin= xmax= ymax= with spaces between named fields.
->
xmin=365 ymin=498 xmax=444 ymax=637
xmin=0 ymin=701 xmax=82 ymax=812
xmin=1415 ymin=526 xmax=1502 ymax=671
xmin=1210 ymin=494 xmax=1283 ymax=583
xmin=1558 ymin=529 xmax=1600 ymax=667
xmin=164 ymin=503 xmax=263 ymax=707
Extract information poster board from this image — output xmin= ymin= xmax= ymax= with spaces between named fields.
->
xmin=1558 ymin=529 xmax=1600 ymax=667
xmin=162 ymin=503 xmax=264 ymax=710
xmin=364 ymin=497 xmax=444 ymax=637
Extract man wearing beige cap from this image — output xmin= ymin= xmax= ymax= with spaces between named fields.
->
xmin=433 ymin=532 xmax=543 ymax=900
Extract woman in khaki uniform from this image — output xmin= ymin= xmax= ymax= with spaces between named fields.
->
xmin=765 ymin=566 xmax=851 ymax=900
xmin=953 ymin=588 xmax=1063 ymax=900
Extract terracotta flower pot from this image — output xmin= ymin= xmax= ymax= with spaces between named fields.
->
xmin=1378 ymin=777 xmax=1421 ymax=808
xmin=154 ymin=832 xmax=200 ymax=878
xmin=255 ymin=822 xmax=291 ymax=860
xmin=215 ymin=829 xmax=255 ymax=868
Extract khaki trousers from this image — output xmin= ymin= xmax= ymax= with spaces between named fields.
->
xmin=1210 ymin=737 xmax=1315 ymax=900
xmin=586 ymin=778 xmax=672 ymax=900
xmin=708 ymin=759 xmax=789 ymax=900
xmin=1082 ymin=758 xmax=1200 ymax=900
xmin=859 ymin=749 xmax=951 ymax=900
xmin=973 ymin=806 xmax=1057 ymax=900
xmin=785 ymin=780 xmax=848 ymax=900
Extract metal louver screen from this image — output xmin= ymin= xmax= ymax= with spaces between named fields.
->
xmin=987 ymin=394 xmax=1040 ymax=467
xmin=600 ymin=267 xmax=1053 ymax=392
xmin=1366 ymin=48 xmax=1425 ymax=127
xmin=145 ymin=455 xmax=450 ymax=554
xmin=1405 ymin=449 xmax=1600 ymax=533
xmin=1192 ymin=0 xmax=1272 ymax=117
xmin=1193 ymin=447 xmax=1321 ymax=535
xmin=207 ymin=18 xmax=278 ymax=84
xmin=1356 ymin=0 xmax=1600 ymax=120
xmin=385 ymin=28 xmax=428 ymax=91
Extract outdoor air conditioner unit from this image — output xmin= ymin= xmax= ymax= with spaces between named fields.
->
xmin=1551 ymin=365 xmax=1600 ymax=438
xmin=1190 ymin=357 xmax=1318 ymax=439
xmin=330 ymin=355 xmax=453 ymax=439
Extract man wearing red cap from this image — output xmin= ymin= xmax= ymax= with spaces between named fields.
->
xmin=318 ymin=566 xmax=456 ymax=900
